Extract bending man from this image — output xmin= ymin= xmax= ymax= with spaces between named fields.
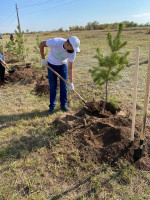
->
xmin=40 ymin=36 xmax=80 ymax=114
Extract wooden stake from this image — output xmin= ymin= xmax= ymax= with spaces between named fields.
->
xmin=140 ymin=46 xmax=150 ymax=141
xmin=131 ymin=47 xmax=140 ymax=142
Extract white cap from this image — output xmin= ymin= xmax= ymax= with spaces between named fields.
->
xmin=69 ymin=36 xmax=80 ymax=52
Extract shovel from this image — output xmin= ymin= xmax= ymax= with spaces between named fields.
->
xmin=46 ymin=65 xmax=87 ymax=105
xmin=133 ymin=46 xmax=150 ymax=162
xmin=131 ymin=47 xmax=140 ymax=143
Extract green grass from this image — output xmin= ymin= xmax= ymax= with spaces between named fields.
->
xmin=0 ymin=28 xmax=150 ymax=199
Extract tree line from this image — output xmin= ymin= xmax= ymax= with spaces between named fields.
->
xmin=69 ymin=21 xmax=150 ymax=31
xmin=2 ymin=21 xmax=150 ymax=35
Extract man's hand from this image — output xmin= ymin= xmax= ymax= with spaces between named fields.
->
xmin=69 ymin=83 xmax=74 ymax=90
xmin=41 ymin=59 xmax=47 ymax=66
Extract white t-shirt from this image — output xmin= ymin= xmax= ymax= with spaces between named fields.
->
xmin=46 ymin=38 xmax=76 ymax=65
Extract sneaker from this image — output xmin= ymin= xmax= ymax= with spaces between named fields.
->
xmin=49 ymin=107 xmax=54 ymax=115
xmin=0 ymin=80 xmax=9 ymax=84
xmin=2 ymin=80 xmax=9 ymax=84
xmin=61 ymin=105 xmax=69 ymax=112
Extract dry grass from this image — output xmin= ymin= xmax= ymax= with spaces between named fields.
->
xmin=0 ymin=27 xmax=150 ymax=199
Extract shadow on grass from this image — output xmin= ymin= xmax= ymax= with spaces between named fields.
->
xmin=0 ymin=110 xmax=48 ymax=124
xmin=0 ymin=108 xmax=60 ymax=131
xmin=126 ymin=60 xmax=148 ymax=68
xmin=0 ymin=109 xmax=61 ymax=164
xmin=0 ymin=125 xmax=58 ymax=164
xmin=49 ymin=166 xmax=129 ymax=200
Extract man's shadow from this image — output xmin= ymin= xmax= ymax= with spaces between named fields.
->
xmin=0 ymin=109 xmax=60 ymax=164
xmin=0 ymin=108 xmax=59 ymax=130
xmin=126 ymin=60 xmax=148 ymax=67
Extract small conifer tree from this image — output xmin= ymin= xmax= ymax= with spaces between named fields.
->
xmin=89 ymin=23 xmax=129 ymax=109
xmin=5 ymin=26 xmax=29 ymax=63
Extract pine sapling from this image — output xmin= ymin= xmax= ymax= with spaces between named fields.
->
xmin=89 ymin=23 xmax=129 ymax=111
xmin=5 ymin=25 xmax=29 ymax=64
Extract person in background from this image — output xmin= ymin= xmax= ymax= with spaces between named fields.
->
xmin=40 ymin=36 xmax=80 ymax=114
xmin=10 ymin=33 xmax=13 ymax=41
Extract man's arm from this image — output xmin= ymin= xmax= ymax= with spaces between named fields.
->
xmin=68 ymin=61 xmax=73 ymax=83
xmin=40 ymin=41 xmax=47 ymax=59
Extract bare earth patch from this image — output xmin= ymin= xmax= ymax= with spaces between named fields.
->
xmin=5 ymin=65 xmax=57 ymax=96
xmin=53 ymin=101 xmax=150 ymax=170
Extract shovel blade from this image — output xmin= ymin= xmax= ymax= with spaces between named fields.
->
xmin=8 ymin=70 xmax=15 ymax=73
xmin=133 ymin=148 xmax=142 ymax=162
xmin=133 ymin=142 xmax=147 ymax=162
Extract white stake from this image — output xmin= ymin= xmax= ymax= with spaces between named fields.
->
xmin=131 ymin=47 xmax=140 ymax=142
xmin=140 ymin=46 xmax=150 ymax=141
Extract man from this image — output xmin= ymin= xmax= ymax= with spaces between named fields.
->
xmin=0 ymin=53 xmax=8 ymax=85
xmin=40 ymin=36 xmax=80 ymax=114
xmin=10 ymin=33 xmax=14 ymax=41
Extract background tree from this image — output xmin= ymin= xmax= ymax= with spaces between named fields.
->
xmin=26 ymin=29 xmax=30 ymax=34
xmin=91 ymin=21 xmax=99 ymax=29
xmin=89 ymin=23 xmax=129 ymax=110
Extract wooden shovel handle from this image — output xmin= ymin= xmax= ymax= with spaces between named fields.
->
xmin=141 ymin=46 xmax=150 ymax=140
xmin=131 ymin=47 xmax=140 ymax=141
xmin=47 ymin=65 xmax=86 ymax=105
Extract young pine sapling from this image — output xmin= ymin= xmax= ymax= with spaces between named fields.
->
xmin=89 ymin=23 xmax=129 ymax=111
xmin=5 ymin=26 xmax=29 ymax=64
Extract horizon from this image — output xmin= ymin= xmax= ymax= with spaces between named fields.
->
xmin=1 ymin=20 xmax=150 ymax=34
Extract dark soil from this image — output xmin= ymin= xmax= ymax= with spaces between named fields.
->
xmin=5 ymin=64 xmax=49 ymax=95
xmin=35 ymin=75 xmax=50 ymax=95
xmin=5 ymin=64 xmax=58 ymax=96
xmin=53 ymin=101 xmax=150 ymax=170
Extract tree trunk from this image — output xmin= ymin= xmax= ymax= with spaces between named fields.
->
xmin=101 ymin=81 xmax=108 ymax=113
xmin=106 ymin=81 xmax=108 ymax=102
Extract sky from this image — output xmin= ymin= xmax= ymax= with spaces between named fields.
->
xmin=0 ymin=0 xmax=150 ymax=33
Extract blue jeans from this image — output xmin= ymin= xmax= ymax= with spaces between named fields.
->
xmin=0 ymin=63 xmax=5 ymax=81
xmin=47 ymin=62 xmax=68 ymax=109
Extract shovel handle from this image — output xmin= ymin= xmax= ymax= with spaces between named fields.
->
xmin=141 ymin=46 xmax=150 ymax=140
xmin=47 ymin=65 xmax=86 ymax=105
xmin=131 ymin=47 xmax=140 ymax=142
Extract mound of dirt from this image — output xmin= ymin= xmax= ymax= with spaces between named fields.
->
xmin=5 ymin=65 xmax=55 ymax=96
xmin=6 ymin=65 xmax=42 ymax=84
xmin=34 ymin=75 xmax=49 ymax=96
xmin=5 ymin=65 xmax=50 ymax=95
xmin=53 ymin=101 xmax=150 ymax=170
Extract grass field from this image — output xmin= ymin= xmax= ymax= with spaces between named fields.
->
xmin=0 ymin=27 xmax=150 ymax=200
